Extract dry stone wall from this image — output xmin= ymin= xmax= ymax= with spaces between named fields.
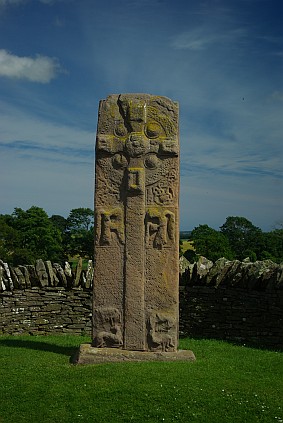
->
xmin=1 ymin=288 xmax=92 ymax=335
xmin=0 ymin=258 xmax=93 ymax=335
xmin=180 ymin=256 xmax=283 ymax=349
xmin=0 ymin=258 xmax=94 ymax=291
xmin=179 ymin=286 xmax=282 ymax=349
xmin=0 ymin=257 xmax=282 ymax=349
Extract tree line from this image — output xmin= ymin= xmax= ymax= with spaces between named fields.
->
xmin=0 ymin=207 xmax=282 ymax=265
xmin=182 ymin=216 xmax=283 ymax=263
xmin=0 ymin=206 xmax=94 ymax=266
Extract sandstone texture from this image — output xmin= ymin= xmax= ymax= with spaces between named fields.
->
xmin=93 ymin=94 xmax=180 ymax=352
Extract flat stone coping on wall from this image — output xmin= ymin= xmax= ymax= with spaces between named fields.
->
xmin=72 ymin=344 xmax=196 ymax=365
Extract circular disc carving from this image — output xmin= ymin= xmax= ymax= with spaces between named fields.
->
xmin=145 ymin=122 xmax=163 ymax=139
xmin=144 ymin=154 xmax=159 ymax=169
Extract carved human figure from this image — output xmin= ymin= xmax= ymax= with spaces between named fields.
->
xmin=96 ymin=208 xmax=125 ymax=245
xmin=145 ymin=209 xmax=175 ymax=248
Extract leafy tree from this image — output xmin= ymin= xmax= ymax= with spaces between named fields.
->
xmin=189 ymin=224 xmax=234 ymax=262
xmin=0 ymin=214 xmax=21 ymax=263
xmin=66 ymin=208 xmax=94 ymax=231
xmin=50 ymin=214 xmax=68 ymax=233
xmin=262 ymin=229 xmax=283 ymax=263
xmin=1 ymin=206 xmax=64 ymax=265
xmin=220 ymin=216 xmax=263 ymax=261
xmin=65 ymin=208 xmax=94 ymax=259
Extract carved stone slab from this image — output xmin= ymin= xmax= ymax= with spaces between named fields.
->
xmin=93 ymin=94 xmax=180 ymax=352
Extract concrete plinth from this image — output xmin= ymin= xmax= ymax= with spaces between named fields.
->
xmin=72 ymin=344 xmax=196 ymax=365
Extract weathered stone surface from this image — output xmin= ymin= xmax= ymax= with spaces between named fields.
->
xmin=93 ymin=94 xmax=180 ymax=352
xmin=35 ymin=259 xmax=49 ymax=287
xmin=45 ymin=261 xmax=59 ymax=286
xmin=181 ymin=257 xmax=283 ymax=290
xmin=85 ymin=260 xmax=93 ymax=289
xmin=73 ymin=344 xmax=196 ymax=364
xmin=0 ymin=260 xmax=13 ymax=291
xmin=74 ymin=257 xmax=83 ymax=287
xmin=10 ymin=267 xmax=20 ymax=289
xmin=0 ymin=264 xmax=5 ymax=291
xmin=64 ymin=262 xmax=73 ymax=287
xmin=19 ymin=266 xmax=31 ymax=288
xmin=179 ymin=255 xmax=190 ymax=275
xmin=53 ymin=263 xmax=67 ymax=287
xmin=13 ymin=267 xmax=26 ymax=289
xmin=26 ymin=265 xmax=38 ymax=287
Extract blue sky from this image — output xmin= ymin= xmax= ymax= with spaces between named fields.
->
xmin=0 ymin=0 xmax=282 ymax=231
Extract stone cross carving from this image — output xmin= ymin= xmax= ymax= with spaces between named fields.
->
xmin=93 ymin=94 xmax=179 ymax=352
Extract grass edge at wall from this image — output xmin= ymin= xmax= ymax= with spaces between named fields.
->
xmin=0 ymin=335 xmax=282 ymax=423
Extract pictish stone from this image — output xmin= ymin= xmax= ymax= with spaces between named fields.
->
xmin=92 ymin=94 xmax=180 ymax=353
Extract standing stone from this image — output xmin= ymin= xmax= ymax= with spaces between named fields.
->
xmin=45 ymin=261 xmax=60 ymax=287
xmin=0 ymin=264 xmax=5 ymax=291
xmin=53 ymin=263 xmax=67 ymax=287
xmin=2 ymin=262 xmax=14 ymax=291
xmin=64 ymin=262 xmax=73 ymax=288
xmin=93 ymin=94 xmax=180 ymax=352
xmin=13 ymin=267 xmax=26 ymax=289
xmin=85 ymin=260 xmax=94 ymax=289
xmin=74 ymin=257 xmax=83 ymax=287
xmin=19 ymin=266 xmax=31 ymax=288
xmin=35 ymin=259 xmax=49 ymax=287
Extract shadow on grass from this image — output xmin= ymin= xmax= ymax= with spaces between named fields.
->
xmin=0 ymin=338 xmax=79 ymax=356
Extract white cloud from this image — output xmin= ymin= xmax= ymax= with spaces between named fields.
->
xmin=0 ymin=49 xmax=62 ymax=83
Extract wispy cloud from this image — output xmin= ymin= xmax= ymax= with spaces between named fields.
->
xmin=270 ymin=91 xmax=283 ymax=102
xmin=0 ymin=0 xmax=26 ymax=6
xmin=39 ymin=0 xmax=56 ymax=3
xmin=0 ymin=0 xmax=61 ymax=5
xmin=0 ymin=49 xmax=62 ymax=83
xmin=0 ymin=140 xmax=93 ymax=165
xmin=0 ymin=103 xmax=94 ymax=215
xmin=171 ymin=27 xmax=248 ymax=51
xmin=0 ymin=101 xmax=94 ymax=151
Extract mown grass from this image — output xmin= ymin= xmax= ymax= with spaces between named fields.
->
xmin=180 ymin=240 xmax=195 ymax=255
xmin=0 ymin=335 xmax=282 ymax=423
xmin=68 ymin=257 xmax=90 ymax=271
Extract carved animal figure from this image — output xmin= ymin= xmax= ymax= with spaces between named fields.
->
xmin=96 ymin=324 xmax=123 ymax=348
xmin=147 ymin=312 xmax=175 ymax=352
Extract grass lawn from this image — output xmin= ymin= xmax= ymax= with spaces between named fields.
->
xmin=0 ymin=335 xmax=282 ymax=423
xmin=180 ymin=240 xmax=195 ymax=255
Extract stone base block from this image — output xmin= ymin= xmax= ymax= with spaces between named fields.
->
xmin=72 ymin=344 xmax=196 ymax=364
